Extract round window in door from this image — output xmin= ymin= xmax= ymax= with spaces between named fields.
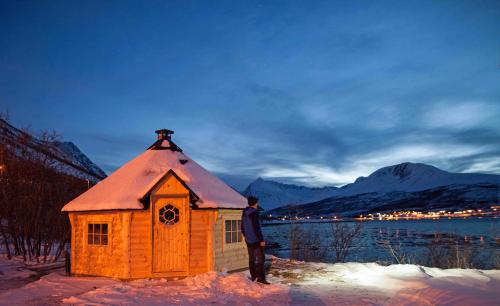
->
xmin=159 ymin=204 xmax=180 ymax=225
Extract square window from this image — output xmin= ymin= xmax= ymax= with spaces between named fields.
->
xmin=88 ymin=223 xmax=108 ymax=245
xmin=224 ymin=219 xmax=242 ymax=244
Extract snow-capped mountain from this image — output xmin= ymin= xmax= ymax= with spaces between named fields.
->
xmin=244 ymin=162 xmax=499 ymax=212
xmin=0 ymin=118 xmax=106 ymax=182
xmin=337 ymin=162 xmax=500 ymax=195
xmin=53 ymin=141 xmax=107 ymax=179
xmin=269 ymin=183 xmax=499 ymax=217
xmin=242 ymin=178 xmax=338 ymax=210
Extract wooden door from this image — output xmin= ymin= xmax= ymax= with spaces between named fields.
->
xmin=153 ymin=197 xmax=189 ymax=273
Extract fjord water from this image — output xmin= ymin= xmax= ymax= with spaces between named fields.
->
xmin=263 ymin=218 xmax=499 ymax=269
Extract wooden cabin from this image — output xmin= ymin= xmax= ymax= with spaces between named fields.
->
xmin=61 ymin=129 xmax=248 ymax=279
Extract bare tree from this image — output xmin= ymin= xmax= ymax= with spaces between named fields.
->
xmin=0 ymin=118 xmax=88 ymax=262
xmin=381 ymin=232 xmax=494 ymax=269
xmin=288 ymin=222 xmax=328 ymax=262
xmin=289 ymin=222 xmax=302 ymax=262
xmin=286 ymin=204 xmax=300 ymax=262
xmin=329 ymin=221 xmax=363 ymax=263
xmin=381 ymin=240 xmax=414 ymax=264
xmin=426 ymin=234 xmax=478 ymax=269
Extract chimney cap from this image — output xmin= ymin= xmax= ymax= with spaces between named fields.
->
xmin=155 ymin=129 xmax=174 ymax=140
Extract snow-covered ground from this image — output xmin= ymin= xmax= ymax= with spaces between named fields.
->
xmin=269 ymin=257 xmax=500 ymax=305
xmin=0 ymin=256 xmax=38 ymax=291
xmin=0 ymin=254 xmax=66 ymax=291
xmin=0 ymin=256 xmax=499 ymax=305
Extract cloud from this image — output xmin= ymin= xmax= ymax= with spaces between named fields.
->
xmin=461 ymin=156 xmax=500 ymax=174
xmin=423 ymin=101 xmax=499 ymax=130
xmin=170 ymin=89 xmax=500 ymax=188
xmin=253 ymin=141 xmax=498 ymax=187
xmin=3 ymin=1 xmax=500 ymax=189
xmin=261 ymin=163 xmax=364 ymax=187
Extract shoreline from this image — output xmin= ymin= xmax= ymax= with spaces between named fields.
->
xmin=262 ymin=215 xmax=499 ymax=226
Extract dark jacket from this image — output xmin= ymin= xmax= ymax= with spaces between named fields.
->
xmin=241 ymin=206 xmax=264 ymax=244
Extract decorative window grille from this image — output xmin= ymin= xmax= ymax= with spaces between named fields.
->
xmin=88 ymin=223 xmax=108 ymax=245
xmin=225 ymin=220 xmax=242 ymax=244
xmin=159 ymin=204 xmax=180 ymax=225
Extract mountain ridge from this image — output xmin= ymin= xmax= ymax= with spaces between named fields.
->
xmin=243 ymin=162 xmax=499 ymax=210
xmin=337 ymin=162 xmax=499 ymax=195
xmin=268 ymin=182 xmax=499 ymax=217
xmin=0 ymin=118 xmax=106 ymax=182
xmin=242 ymin=177 xmax=339 ymax=210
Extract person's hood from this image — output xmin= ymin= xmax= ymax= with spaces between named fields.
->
xmin=244 ymin=206 xmax=257 ymax=216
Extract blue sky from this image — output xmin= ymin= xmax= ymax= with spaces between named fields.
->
xmin=1 ymin=0 xmax=499 ymax=190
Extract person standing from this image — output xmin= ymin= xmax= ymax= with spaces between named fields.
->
xmin=241 ymin=196 xmax=270 ymax=284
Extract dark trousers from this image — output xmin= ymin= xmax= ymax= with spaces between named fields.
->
xmin=246 ymin=242 xmax=265 ymax=281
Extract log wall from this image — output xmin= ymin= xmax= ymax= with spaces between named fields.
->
xmin=213 ymin=209 xmax=248 ymax=272
xmin=69 ymin=211 xmax=130 ymax=278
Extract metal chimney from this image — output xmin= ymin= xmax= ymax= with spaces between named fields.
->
xmin=148 ymin=129 xmax=182 ymax=152
xmin=155 ymin=129 xmax=174 ymax=141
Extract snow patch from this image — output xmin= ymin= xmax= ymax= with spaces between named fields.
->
xmin=61 ymin=272 xmax=289 ymax=305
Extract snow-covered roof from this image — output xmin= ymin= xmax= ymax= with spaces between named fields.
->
xmin=62 ymin=135 xmax=247 ymax=212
